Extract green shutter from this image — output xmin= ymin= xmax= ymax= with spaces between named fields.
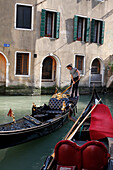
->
xmin=56 ymin=12 xmax=60 ymax=39
xmin=74 ymin=15 xmax=78 ymax=41
xmin=40 ymin=9 xmax=46 ymax=37
xmin=86 ymin=18 xmax=90 ymax=42
xmin=100 ymin=21 xmax=105 ymax=45
xmin=91 ymin=19 xmax=95 ymax=43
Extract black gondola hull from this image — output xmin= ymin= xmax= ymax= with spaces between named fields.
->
xmin=0 ymin=112 xmax=69 ymax=149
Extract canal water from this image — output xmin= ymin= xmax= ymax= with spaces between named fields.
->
xmin=0 ymin=93 xmax=113 ymax=170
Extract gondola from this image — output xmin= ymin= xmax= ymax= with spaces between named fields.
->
xmin=0 ymin=86 xmax=78 ymax=149
xmin=41 ymin=89 xmax=113 ymax=170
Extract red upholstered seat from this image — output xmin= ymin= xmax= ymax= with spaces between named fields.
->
xmin=81 ymin=141 xmax=110 ymax=170
xmin=55 ymin=140 xmax=81 ymax=170
xmin=55 ymin=140 xmax=110 ymax=170
xmin=54 ymin=140 xmax=109 ymax=170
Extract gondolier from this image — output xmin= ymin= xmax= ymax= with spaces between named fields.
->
xmin=66 ymin=64 xmax=80 ymax=97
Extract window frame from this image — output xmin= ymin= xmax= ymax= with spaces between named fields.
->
xmin=45 ymin=11 xmax=55 ymax=37
xmin=77 ymin=17 xmax=85 ymax=41
xmin=74 ymin=54 xmax=85 ymax=76
xmin=14 ymin=51 xmax=31 ymax=77
xmin=94 ymin=20 xmax=101 ymax=44
xmin=15 ymin=3 xmax=34 ymax=31
xmin=91 ymin=18 xmax=105 ymax=45
xmin=40 ymin=9 xmax=60 ymax=39
xmin=74 ymin=15 xmax=90 ymax=43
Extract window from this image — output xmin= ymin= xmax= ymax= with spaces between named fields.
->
xmin=75 ymin=55 xmax=85 ymax=75
xmin=15 ymin=52 xmax=30 ymax=76
xmin=40 ymin=9 xmax=60 ymax=38
xmin=74 ymin=15 xmax=90 ymax=42
xmin=45 ymin=12 xmax=54 ymax=37
xmin=15 ymin=4 xmax=33 ymax=30
xmin=91 ymin=19 xmax=105 ymax=44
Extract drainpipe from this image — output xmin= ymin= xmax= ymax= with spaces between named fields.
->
xmin=57 ymin=64 xmax=61 ymax=87
xmin=102 ymin=67 xmax=105 ymax=87
xmin=89 ymin=69 xmax=91 ymax=87
xmin=39 ymin=63 xmax=42 ymax=88
xmin=6 ymin=63 xmax=10 ymax=87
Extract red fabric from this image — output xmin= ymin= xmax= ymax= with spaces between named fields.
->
xmin=81 ymin=141 xmax=109 ymax=170
xmin=7 ymin=108 xmax=13 ymax=117
xmin=55 ymin=140 xmax=109 ymax=170
xmin=55 ymin=140 xmax=81 ymax=169
xmin=89 ymin=104 xmax=113 ymax=140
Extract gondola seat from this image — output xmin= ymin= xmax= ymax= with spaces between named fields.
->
xmin=54 ymin=140 xmax=81 ymax=170
xmin=54 ymin=140 xmax=110 ymax=170
xmin=33 ymin=97 xmax=69 ymax=120
xmin=81 ymin=141 xmax=110 ymax=170
xmin=46 ymin=98 xmax=69 ymax=115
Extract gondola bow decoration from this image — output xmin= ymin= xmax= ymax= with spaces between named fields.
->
xmin=7 ymin=108 xmax=16 ymax=123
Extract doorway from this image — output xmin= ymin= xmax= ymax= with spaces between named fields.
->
xmin=91 ymin=58 xmax=100 ymax=74
xmin=0 ymin=53 xmax=6 ymax=85
xmin=90 ymin=58 xmax=104 ymax=87
xmin=42 ymin=56 xmax=56 ymax=86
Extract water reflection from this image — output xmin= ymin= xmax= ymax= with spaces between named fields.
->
xmin=0 ymin=95 xmax=51 ymax=124
xmin=0 ymin=93 xmax=112 ymax=170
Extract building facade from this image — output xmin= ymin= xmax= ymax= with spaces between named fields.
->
xmin=0 ymin=0 xmax=113 ymax=90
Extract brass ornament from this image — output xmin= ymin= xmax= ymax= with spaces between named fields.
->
xmin=51 ymin=92 xmax=68 ymax=100
xmin=61 ymin=101 xmax=66 ymax=111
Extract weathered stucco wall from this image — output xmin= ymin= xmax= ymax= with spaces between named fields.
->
xmin=35 ymin=0 xmax=113 ymax=88
xmin=0 ymin=0 xmax=113 ymax=89
xmin=0 ymin=0 xmax=37 ymax=86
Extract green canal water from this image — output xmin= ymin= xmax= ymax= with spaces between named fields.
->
xmin=0 ymin=93 xmax=113 ymax=170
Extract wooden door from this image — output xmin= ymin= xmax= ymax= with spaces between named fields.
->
xmin=0 ymin=54 xmax=6 ymax=82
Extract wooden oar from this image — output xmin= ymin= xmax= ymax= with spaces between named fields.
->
xmin=61 ymin=79 xmax=79 ymax=94
xmin=64 ymin=104 xmax=87 ymax=139
xmin=67 ymin=98 xmax=101 ymax=140
xmin=61 ymin=84 xmax=72 ymax=94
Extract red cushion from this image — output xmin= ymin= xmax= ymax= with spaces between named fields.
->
xmin=55 ymin=140 xmax=81 ymax=167
xmin=81 ymin=141 xmax=109 ymax=170
xmin=54 ymin=140 xmax=109 ymax=170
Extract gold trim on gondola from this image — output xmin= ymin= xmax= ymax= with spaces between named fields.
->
xmin=32 ymin=103 xmax=36 ymax=111
xmin=51 ymin=92 xmax=68 ymax=100
xmin=61 ymin=101 xmax=66 ymax=111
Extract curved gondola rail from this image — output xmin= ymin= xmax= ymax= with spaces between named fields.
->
xmin=65 ymin=104 xmax=88 ymax=139
xmin=67 ymin=98 xmax=101 ymax=140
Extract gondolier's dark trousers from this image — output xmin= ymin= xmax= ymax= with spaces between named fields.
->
xmin=71 ymin=76 xmax=79 ymax=97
